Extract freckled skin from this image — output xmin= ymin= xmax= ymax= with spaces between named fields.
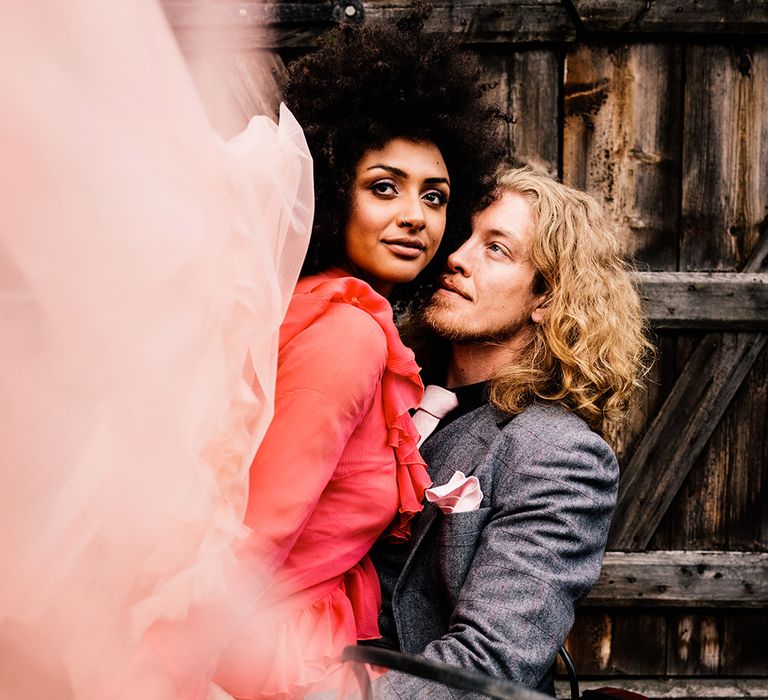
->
xmin=426 ymin=192 xmax=546 ymax=344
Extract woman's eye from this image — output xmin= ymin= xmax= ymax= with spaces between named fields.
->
xmin=488 ymin=242 xmax=508 ymax=257
xmin=370 ymin=180 xmax=397 ymax=196
xmin=423 ymin=190 xmax=448 ymax=207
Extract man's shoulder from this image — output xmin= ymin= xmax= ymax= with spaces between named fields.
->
xmin=505 ymin=402 xmax=595 ymax=441
xmin=463 ymin=400 xmax=615 ymax=464
xmin=424 ymin=400 xmax=615 ymax=472
xmin=495 ymin=403 xmax=618 ymax=487
xmin=449 ymin=400 xmax=595 ymax=441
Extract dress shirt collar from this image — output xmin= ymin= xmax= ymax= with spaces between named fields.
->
xmin=436 ymin=380 xmax=489 ymax=431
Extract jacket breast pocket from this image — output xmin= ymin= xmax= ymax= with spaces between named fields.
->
xmin=431 ymin=506 xmax=493 ymax=607
xmin=436 ymin=506 xmax=493 ymax=547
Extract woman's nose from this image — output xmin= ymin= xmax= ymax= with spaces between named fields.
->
xmin=397 ymin=194 xmax=426 ymax=231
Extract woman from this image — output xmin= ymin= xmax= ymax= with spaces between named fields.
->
xmin=212 ymin=13 xmax=503 ymax=700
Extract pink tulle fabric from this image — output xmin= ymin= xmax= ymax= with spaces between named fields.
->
xmin=0 ymin=1 xmax=312 ymax=698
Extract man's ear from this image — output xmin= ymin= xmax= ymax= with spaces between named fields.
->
xmin=531 ymin=295 xmax=548 ymax=325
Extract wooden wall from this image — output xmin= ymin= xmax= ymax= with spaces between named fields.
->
xmin=163 ymin=0 xmax=768 ymax=693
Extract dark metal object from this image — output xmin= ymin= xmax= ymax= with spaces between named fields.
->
xmin=341 ymin=646 xmax=551 ymax=700
xmin=558 ymin=646 xmax=580 ymax=700
xmin=332 ymin=0 xmax=365 ymax=24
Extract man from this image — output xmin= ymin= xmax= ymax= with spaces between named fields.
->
xmin=369 ymin=167 xmax=651 ymax=697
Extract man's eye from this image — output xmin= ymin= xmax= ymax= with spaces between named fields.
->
xmin=423 ymin=190 xmax=448 ymax=206
xmin=371 ymin=181 xmax=397 ymax=196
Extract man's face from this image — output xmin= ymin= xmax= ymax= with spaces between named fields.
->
xmin=424 ymin=191 xmax=544 ymax=344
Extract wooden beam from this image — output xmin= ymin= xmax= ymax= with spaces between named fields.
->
xmin=608 ymin=330 xmax=767 ymax=550
xmin=555 ymin=679 xmax=768 ymax=699
xmin=164 ymin=0 xmax=768 ymax=47
xmin=635 ymin=272 xmax=768 ymax=330
xmin=162 ymin=0 xmax=576 ymax=49
xmin=583 ymin=551 xmax=768 ymax=607
xmin=571 ymin=0 xmax=768 ymax=34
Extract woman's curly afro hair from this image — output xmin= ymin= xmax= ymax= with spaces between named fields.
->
xmin=283 ymin=7 xmax=504 ymax=306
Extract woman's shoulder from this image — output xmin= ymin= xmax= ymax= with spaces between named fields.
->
xmin=294 ymin=269 xmax=390 ymax=313
xmin=313 ymin=300 xmax=388 ymax=353
xmin=284 ymin=271 xmax=397 ymax=348
xmin=283 ymin=269 xmax=422 ymax=393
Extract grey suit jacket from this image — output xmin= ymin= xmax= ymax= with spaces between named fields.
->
xmin=368 ymin=402 xmax=618 ymax=698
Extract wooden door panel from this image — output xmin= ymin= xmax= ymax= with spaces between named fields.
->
xmin=563 ymin=42 xmax=682 ymax=268
xmin=479 ymin=49 xmax=561 ymax=177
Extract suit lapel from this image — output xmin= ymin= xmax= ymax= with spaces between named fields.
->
xmin=394 ymin=406 xmax=499 ymax=587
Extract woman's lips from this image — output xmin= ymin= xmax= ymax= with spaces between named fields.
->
xmin=382 ymin=239 xmax=425 ymax=259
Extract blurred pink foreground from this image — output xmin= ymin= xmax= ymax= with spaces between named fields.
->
xmin=0 ymin=1 xmax=313 ymax=697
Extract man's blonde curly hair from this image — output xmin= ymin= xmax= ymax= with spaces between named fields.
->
xmin=488 ymin=167 xmax=654 ymax=434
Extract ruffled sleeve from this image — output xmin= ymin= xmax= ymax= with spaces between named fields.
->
xmin=283 ymin=270 xmax=431 ymax=542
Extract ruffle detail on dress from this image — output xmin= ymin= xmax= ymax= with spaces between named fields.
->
xmin=383 ymin=407 xmax=434 ymax=543
xmin=343 ymin=555 xmax=382 ymax=640
xmin=281 ymin=270 xmax=431 ymax=543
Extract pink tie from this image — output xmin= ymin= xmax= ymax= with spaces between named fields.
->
xmin=412 ymin=385 xmax=459 ymax=447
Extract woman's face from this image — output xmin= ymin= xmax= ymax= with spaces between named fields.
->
xmin=344 ymin=138 xmax=450 ymax=297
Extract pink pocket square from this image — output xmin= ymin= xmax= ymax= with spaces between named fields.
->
xmin=424 ymin=471 xmax=483 ymax=514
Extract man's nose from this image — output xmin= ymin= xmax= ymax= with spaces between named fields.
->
xmin=446 ymin=240 xmax=473 ymax=276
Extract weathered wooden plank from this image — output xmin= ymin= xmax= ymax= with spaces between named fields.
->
xmin=162 ymin=1 xmax=576 ymax=49
xmin=656 ymin=339 xmax=768 ymax=552
xmin=583 ymin=552 xmax=768 ymax=607
xmin=721 ymin=611 xmax=768 ymax=675
xmin=562 ymin=42 xmax=682 ymax=477
xmin=666 ymin=48 xmax=768 ymax=555
xmin=556 ymin=678 xmax=768 ymax=698
xmin=606 ymin=613 xmax=669 ymax=676
xmin=477 ymin=54 xmax=514 ymax=160
xmin=608 ymin=331 xmax=768 ymax=551
xmin=681 ymin=45 xmax=768 ymax=272
xmin=479 ymin=50 xmax=560 ymax=177
xmin=563 ymin=43 xmax=682 ymax=269
xmin=748 ymin=223 xmax=768 ymax=272
xmin=565 ymin=611 xmax=768 ymax=680
xmin=508 ymin=50 xmax=561 ymax=177
xmin=634 ymin=272 xmax=768 ymax=330
xmin=562 ymin=612 xmax=615 ymax=675
xmin=572 ymin=0 xmax=768 ymax=34
xmin=604 ymin=333 xmax=677 ymax=471
xmin=564 ymin=610 xmax=667 ymax=675
xmin=667 ymin=612 xmax=721 ymax=676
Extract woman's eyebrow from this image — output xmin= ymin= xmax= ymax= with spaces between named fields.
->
xmin=364 ymin=164 xmax=406 ymax=177
xmin=364 ymin=164 xmax=450 ymax=187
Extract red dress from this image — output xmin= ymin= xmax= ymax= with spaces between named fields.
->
xmin=213 ymin=269 xmax=431 ymax=698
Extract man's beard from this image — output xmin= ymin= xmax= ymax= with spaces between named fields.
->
xmin=421 ymin=295 xmax=532 ymax=345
